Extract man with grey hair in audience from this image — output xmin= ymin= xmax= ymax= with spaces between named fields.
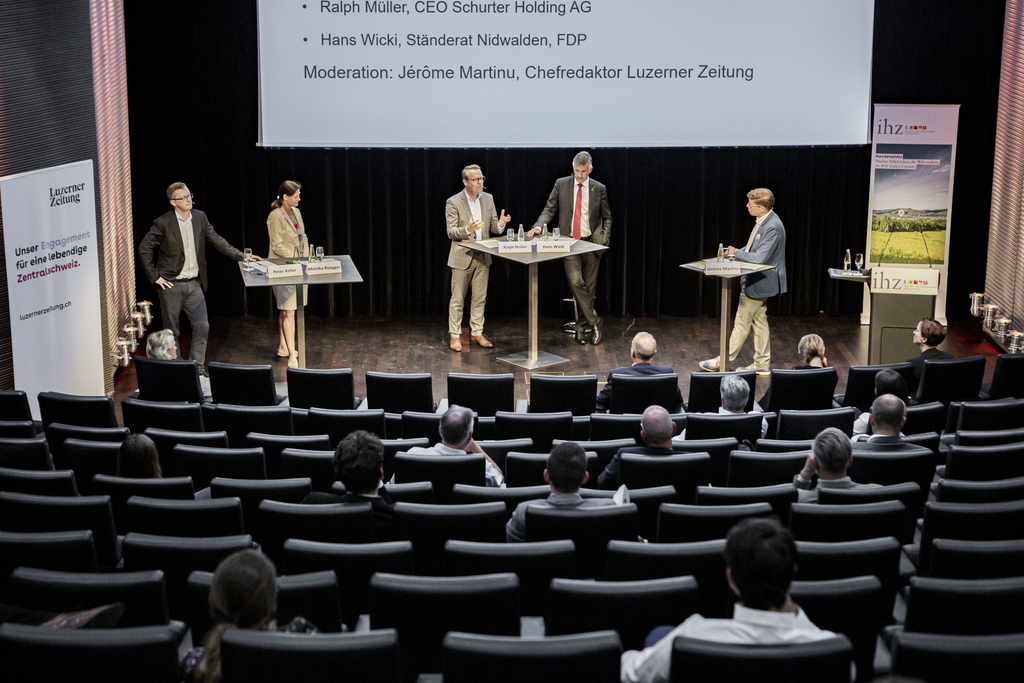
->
xmin=145 ymin=328 xmax=211 ymax=399
xmin=851 ymin=394 xmax=916 ymax=451
xmin=793 ymin=427 xmax=880 ymax=502
xmin=675 ymin=374 xmax=768 ymax=441
xmin=598 ymin=405 xmax=679 ymax=488
xmin=405 ymin=404 xmax=504 ymax=487
xmin=596 ymin=332 xmax=683 ymax=412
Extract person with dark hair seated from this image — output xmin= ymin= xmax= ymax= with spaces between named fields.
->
xmin=852 ymin=370 xmax=910 ymax=438
xmin=620 ymin=517 xmax=836 ymax=683
xmin=906 ymin=317 xmax=952 ymax=396
xmin=506 ymin=442 xmax=618 ymax=542
xmin=793 ymin=427 xmax=881 ymax=502
xmin=302 ymin=429 xmax=396 ymax=540
xmin=117 ymin=433 xmax=162 ymax=479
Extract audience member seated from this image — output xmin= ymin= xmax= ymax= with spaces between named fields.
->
xmin=906 ymin=317 xmax=953 ymax=396
xmin=506 ymin=442 xmax=619 ymax=542
xmin=404 ymin=405 xmax=504 ymax=487
xmin=183 ymin=550 xmax=317 ymax=683
xmin=852 ymin=394 xmax=910 ymax=447
xmin=792 ymin=427 xmax=881 ymax=502
xmin=0 ymin=602 xmax=124 ymax=629
xmin=302 ymin=429 xmax=396 ymax=540
xmin=757 ymin=334 xmax=828 ymax=410
xmin=598 ymin=405 xmax=679 ymax=488
xmin=117 ymin=433 xmax=162 ymax=479
xmin=596 ymin=332 xmax=683 ymax=412
xmin=147 ymin=328 xmax=212 ymax=399
xmin=619 ymin=517 xmax=836 ymax=683
xmin=852 ymin=370 xmax=910 ymax=437
xmin=675 ymin=374 xmax=768 ymax=442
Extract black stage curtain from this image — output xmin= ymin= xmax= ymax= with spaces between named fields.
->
xmin=124 ymin=1 xmax=1004 ymax=325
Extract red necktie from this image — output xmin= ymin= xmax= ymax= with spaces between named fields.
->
xmin=572 ymin=183 xmax=583 ymax=239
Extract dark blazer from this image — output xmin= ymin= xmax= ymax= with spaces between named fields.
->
xmin=534 ymin=176 xmax=612 ymax=247
xmin=597 ymin=445 xmax=679 ymax=489
xmin=732 ymin=211 xmax=787 ymax=299
xmin=301 ymin=489 xmax=396 ymax=541
xmin=596 ymin=362 xmax=683 ymax=412
xmin=906 ymin=348 xmax=954 ymax=397
xmin=852 ymin=436 xmax=928 ymax=453
xmin=138 ymin=209 xmax=243 ymax=290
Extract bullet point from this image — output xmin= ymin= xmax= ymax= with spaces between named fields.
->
xmin=303 ymin=4 xmax=307 ymax=7
xmin=304 ymin=37 xmax=308 ymax=41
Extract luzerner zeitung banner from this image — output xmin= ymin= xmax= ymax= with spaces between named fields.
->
xmin=1 ymin=160 xmax=105 ymax=418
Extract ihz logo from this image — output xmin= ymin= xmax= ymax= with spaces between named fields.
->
xmin=875 ymin=118 xmax=928 ymax=135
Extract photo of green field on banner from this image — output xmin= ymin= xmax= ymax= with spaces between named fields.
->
xmin=869 ymin=143 xmax=951 ymax=265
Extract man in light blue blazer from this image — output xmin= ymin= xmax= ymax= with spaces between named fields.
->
xmin=701 ymin=188 xmax=787 ymax=375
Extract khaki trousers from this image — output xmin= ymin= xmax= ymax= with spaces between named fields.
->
xmin=449 ymin=260 xmax=489 ymax=337
xmin=728 ymin=292 xmax=771 ymax=367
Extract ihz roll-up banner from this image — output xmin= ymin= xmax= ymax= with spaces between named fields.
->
xmin=1 ymin=160 xmax=105 ymax=418
xmin=863 ymin=104 xmax=960 ymax=325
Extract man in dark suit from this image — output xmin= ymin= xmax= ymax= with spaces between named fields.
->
xmin=138 ymin=183 xmax=257 ymax=373
xmin=852 ymin=394 xmax=920 ymax=451
xmin=529 ymin=151 xmax=612 ymax=345
xmin=597 ymin=405 xmax=678 ymax=489
xmin=596 ymin=332 xmax=683 ymax=412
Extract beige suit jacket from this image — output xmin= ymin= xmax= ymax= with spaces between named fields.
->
xmin=267 ymin=207 xmax=309 ymax=259
xmin=446 ymin=190 xmax=503 ymax=269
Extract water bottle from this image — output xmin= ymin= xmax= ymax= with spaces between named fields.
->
xmin=542 ymin=223 xmax=549 ymax=241
xmin=843 ymin=249 xmax=852 ymax=273
xmin=717 ymin=243 xmax=724 ymax=262
xmin=518 ymin=225 xmax=525 ymax=242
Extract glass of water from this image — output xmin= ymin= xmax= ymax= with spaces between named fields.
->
xmin=552 ymin=227 xmax=560 ymax=240
xmin=506 ymin=227 xmax=515 ymax=242
xmin=243 ymin=248 xmax=253 ymax=271
xmin=854 ymin=253 xmax=864 ymax=271
xmin=315 ymin=246 xmax=324 ymax=262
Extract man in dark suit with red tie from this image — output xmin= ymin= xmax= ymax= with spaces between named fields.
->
xmin=530 ymin=151 xmax=612 ymax=345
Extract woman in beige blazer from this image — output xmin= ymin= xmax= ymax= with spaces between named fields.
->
xmin=267 ymin=180 xmax=308 ymax=367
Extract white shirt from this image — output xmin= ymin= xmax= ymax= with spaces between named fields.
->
xmin=405 ymin=442 xmax=504 ymax=487
xmin=620 ymin=604 xmax=835 ymax=683
xmin=464 ymin=190 xmax=483 ymax=241
xmin=175 ymin=211 xmax=200 ymax=279
xmin=673 ymin=406 xmax=769 ymax=441
xmin=571 ymin=178 xmax=592 ymax=239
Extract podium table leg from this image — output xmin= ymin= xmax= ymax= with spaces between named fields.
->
xmin=719 ymin=277 xmax=732 ymax=372
xmin=499 ymin=261 xmax=569 ymax=369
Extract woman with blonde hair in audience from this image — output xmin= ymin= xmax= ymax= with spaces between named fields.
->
xmin=794 ymin=334 xmax=827 ymax=368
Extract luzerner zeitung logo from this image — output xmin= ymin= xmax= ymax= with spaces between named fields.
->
xmin=49 ymin=183 xmax=86 ymax=206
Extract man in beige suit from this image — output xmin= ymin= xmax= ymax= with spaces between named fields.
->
xmin=446 ymin=164 xmax=511 ymax=352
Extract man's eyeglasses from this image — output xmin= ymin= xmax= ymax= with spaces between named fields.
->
xmin=172 ymin=194 xmax=194 ymax=202
xmin=466 ymin=177 xmax=485 ymax=183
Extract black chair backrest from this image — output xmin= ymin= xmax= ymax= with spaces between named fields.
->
xmin=120 ymin=397 xmax=204 ymax=434
xmin=451 ymin=483 xmax=549 ymax=520
xmin=257 ymin=500 xmax=373 ymax=566
xmin=795 ymin=537 xmax=902 ymax=624
xmin=274 ymin=570 xmax=343 ymax=633
xmin=761 ymin=368 xmax=839 ymax=412
xmin=381 ymin=437 xmax=432 ymax=480
xmin=91 ymin=474 xmax=195 ymax=535
xmin=916 ymin=355 xmax=985 ymax=405
xmin=958 ymin=398 xmax=1024 ymax=432
xmin=955 ymin=426 xmax=1024 ymax=447
xmin=789 ymin=499 xmax=905 ymax=543
xmin=393 ymin=501 xmax=507 ymax=575
xmin=125 ymin=495 xmax=244 ymax=537
xmin=846 ymin=448 xmax=936 ymax=514
xmin=726 ymin=451 xmax=807 ymax=488
xmin=687 ymin=371 xmax=756 ymax=413
xmin=838 ymin=362 xmax=914 ymax=412
xmin=0 ymin=491 xmax=118 ymax=568
xmin=0 ymin=466 xmax=77 ymax=496
xmin=0 ymin=530 xmax=99 ymax=589
xmin=685 ymin=413 xmax=765 ymax=444
xmin=365 ymin=371 xmax=434 ymax=414
xmin=210 ymin=477 xmax=312 ymax=537
xmin=656 ymin=502 xmax=773 ymax=543
xmin=62 ymin=439 xmax=121 ymax=495
xmin=220 ymin=628 xmax=401 ymax=683
xmin=44 ymin=423 xmax=128 ymax=471
xmin=525 ymin=503 xmax=638 ymax=578
xmin=669 ymin=634 xmax=853 ymax=683
xmin=580 ymin=485 xmax=677 ymax=542
xmin=0 ymin=420 xmax=37 ymax=438
xmin=919 ymin=499 xmax=1024 ymax=572
xmin=928 ymin=538 xmax=1024 ymax=579
xmin=279 ymin=448 xmax=336 ymax=492
xmin=447 ymin=373 xmax=515 ymax=417
xmin=37 ymin=391 xmax=117 ymax=429
xmin=0 ymin=390 xmax=33 ymax=421
xmin=988 ymin=354 xmax=1024 ymax=399
xmin=245 ymin=433 xmax=329 ymax=480
xmin=776 ymin=407 xmax=856 ymax=440
xmin=891 ymin=631 xmax=1024 ymax=683
xmin=673 ymin=437 xmax=739 ymax=489
xmin=134 ymin=356 xmax=205 ymax=403
xmin=552 ymin=438 xmax=637 ymax=478
xmin=755 ymin=438 xmax=814 ymax=453
xmin=495 ymin=411 xmax=573 ymax=453
xmin=0 ymin=437 xmax=53 ymax=471
xmin=609 ymin=374 xmax=680 ymax=414
xmin=441 ymin=630 xmax=622 ymax=683
xmin=394 ymin=452 xmax=486 ymax=504
xmin=378 ymin=480 xmax=435 ymax=504
xmin=144 ymin=427 xmax=228 ymax=475
xmin=286 ymin=367 xmax=356 ymax=410
xmin=934 ymin=476 xmax=1024 ymax=504
xmin=619 ymin=453 xmax=710 ymax=503
xmin=171 ymin=444 xmax=266 ymax=491
xmin=817 ymin=481 xmax=922 ymax=543
xmin=904 ymin=575 xmax=1024 ymax=636
xmin=400 ymin=411 xmax=442 ymax=444
xmin=214 ymin=404 xmax=293 ymax=448
xmin=696 ymin=483 xmax=799 ymax=520
xmin=903 ymin=401 xmax=947 ymax=435
xmin=208 ymin=362 xmax=282 ymax=406
xmin=946 ymin=442 xmax=1024 ymax=481
xmin=307 ymin=408 xmax=386 ymax=448
xmin=588 ymin=413 xmax=643 ymax=444
xmin=529 ymin=374 xmax=598 ymax=416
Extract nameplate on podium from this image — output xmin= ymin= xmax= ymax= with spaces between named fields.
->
xmin=537 ymin=241 xmax=571 ymax=254
xmin=304 ymin=259 xmax=343 ymax=275
xmin=266 ymin=263 xmax=303 ymax=278
xmin=704 ymin=261 xmax=740 ymax=276
xmin=498 ymin=242 xmax=532 ymax=254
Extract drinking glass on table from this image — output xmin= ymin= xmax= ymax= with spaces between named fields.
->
xmin=315 ymin=246 xmax=324 ymax=262
xmin=506 ymin=227 xmax=515 ymax=242
xmin=552 ymin=227 xmax=560 ymax=240
xmin=243 ymin=248 xmax=253 ymax=271
xmin=854 ymin=253 xmax=864 ymax=271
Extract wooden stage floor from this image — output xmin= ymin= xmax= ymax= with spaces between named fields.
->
xmin=114 ymin=313 xmax=1001 ymax=415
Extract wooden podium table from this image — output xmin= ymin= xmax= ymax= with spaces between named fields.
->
xmin=237 ymin=255 xmax=363 ymax=368
xmin=461 ymin=237 xmax=608 ymax=369
xmin=681 ymin=259 xmax=775 ymax=372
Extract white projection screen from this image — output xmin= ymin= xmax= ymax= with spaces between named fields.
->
xmin=257 ymin=0 xmax=875 ymax=148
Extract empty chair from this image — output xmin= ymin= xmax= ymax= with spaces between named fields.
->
xmin=0 ymin=530 xmax=99 ymax=590
xmin=934 ymin=476 xmax=1024 ymax=503
xmin=220 ymin=628 xmax=401 ymax=683
xmin=0 ymin=623 xmax=181 ymax=683
xmin=902 ymin=576 xmax=1024 ymax=635
xmin=61 ymin=439 xmax=121 ymax=495
xmin=835 ymin=362 xmax=914 ymax=412
xmin=846 ymin=448 xmax=935 ymax=514
xmin=215 ymin=404 xmax=293 ymax=448
xmin=9 ymin=567 xmax=171 ymax=627
xmin=380 ymin=437 xmax=431 ymax=480
xmin=759 ymin=368 xmax=839 ymax=412
xmin=0 ymin=492 xmax=118 ymax=568
xmin=275 ymin=571 xmax=344 ymax=633
xmin=495 ymin=411 xmax=573 ymax=453
xmin=529 ymin=374 xmax=597 ymax=416
xmin=144 ymin=427 xmax=228 ymax=475
xmin=916 ymin=500 xmax=1024 ymax=573
xmin=0 ymin=389 xmax=35 ymax=422
xmin=393 ymin=501 xmax=506 ymax=575
xmin=394 ymin=452 xmax=486 ymax=503
xmin=903 ymin=401 xmax=947 ymax=435
xmin=789 ymin=500 xmax=905 ymax=543
xmin=37 ymin=391 xmax=117 ymax=429
xmin=684 ymin=413 xmax=766 ymax=444
xmin=795 ymin=537 xmax=902 ymax=624
xmin=525 ymin=504 xmax=638 ymax=578
xmin=697 ymin=484 xmax=799 ymax=521
xmin=672 ymin=438 xmax=739 ymax=489
xmin=546 ymin=576 xmax=699 ymax=650
xmin=0 ymin=420 xmax=37 ymax=438
xmin=605 ymin=539 xmax=733 ymax=618
xmin=474 ymin=438 xmax=533 ymax=474
xmin=447 ymin=372 xmax=515 ymax=417
xmin=668 ymin=636 xmax=853 ymax=683
xmin=211 ymin=477 xmax=312 ymax=538
xmin=369 ymin=572 xmax=520 ymax=679
xmin=451 ymin=483 xmax=549 ymax=519
xmin=257 ymin=499 xmax=373 ymax=566
xmin=245 ymin=433 xmax=329 ymax=480
xmin=928 ymin=539 xmax=1024 ymax=579
xmin=776 ymin=407 xmax=856 ymax=440
xmin=0 ymin=438 xmax=53 ymax=471
xmin=400 ymin=411 xmax=442 ymax=443
xmin=608 ymin=374 xmax=681 ymax=414
xmin=125 ymin=496 xmax=245 ymax=537
xmin=441 ymin=630 xmax=622 ymax=683
xmin=945 ymin=442 xmax=1024 ymax=481
xmin=955 ymin=426 xmax=1024 ymax=447
xmin=817 ymin=482 xmax=922 ymax=543
xmin=957 ymin=398 xmax=1024 ymax=432
xmin=44 ymin=423 xmax=128 ymax=471
xmin=308 ymin=408 xmax=386 ymax=447
xmin=618 ymin=453 xmax=710 ymax=504
xmin=120 ymin=397 xmax=204 ymax=434
xmin=983 ymin=353 xmax=1024 ymax=399
xmin=580 ymin=485 xmax=677 ymax=542
xmin=134 ymin=356 xmax=205 ymax=403
xmin=755 ymin=438 xmax=814 ymax=453
xmin=916 ymin=355 xmax=985 ymax=405
xmin=378 ymin=480 xmax=435 ymax=504
xmin=891 ymin=631 xmax=1024 ymax=683
xmin=91 ymin=475 xmax=195 ymax=535
xmin=365 ymin=371 xmax=434 ymax=413
xmin=686 ymin=371 xmax=757 ymax=413
xmin=283 ymin=539 xmax=414 ymax=630
xmin=279 ymin=448 xmax=336 ymax=492
xmin=207 ymin=362 xmax=285 ymax=406
xmin=656 ymin=502 xmax=773 ymax=543
xmin=727 ymin=451 xmax=807 ymax=488
xmin=171 ymin=444 xmax=265 ymax=491
xmin=0 ymin=467 xmax=77 ymax=496
xmin=902 ymin=431 xmax=942 ymax=461
xmin=285 ymin=367 xmax=357 ymax=410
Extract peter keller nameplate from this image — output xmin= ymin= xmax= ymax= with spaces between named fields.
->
xmin=266 ymin=263 xmax=303 ymax=278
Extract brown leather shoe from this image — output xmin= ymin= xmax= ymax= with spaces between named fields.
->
xmin=449 ymin=337 xmax=463 ymax=352
xmin=471 ymin=335 xmax=493 ymax=348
